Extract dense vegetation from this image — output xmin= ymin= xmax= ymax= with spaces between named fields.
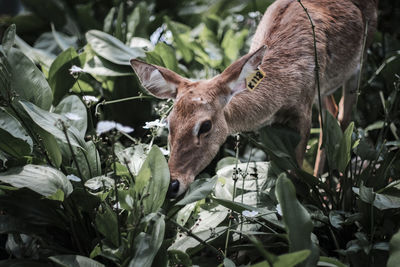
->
xmin=0 ymin=0 xmax=399 ymax=266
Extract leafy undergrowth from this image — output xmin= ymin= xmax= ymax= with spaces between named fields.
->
xmin=0 ymin=1 xmax=400 ymax=266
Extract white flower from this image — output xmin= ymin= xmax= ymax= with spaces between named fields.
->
xmin=65 ymin=112 xmax=81 ymax=121
xmin=242 ymin=210 xmax=259 ymax=218
xmin=143 ymin=119 xmax=167 ymax=129
xmin=96 ymin=120 xmax=134 ymax=135
xmin=82 ymin=95 xmax=99 ymax=105
xmin=159 ymin=147 xmax=169 ymax=156
xmin=69 ymin=65 xmax=84 ymax=76
xmin=276 ymin=204 xmax=282 ymax=216
xmin=67 ymin=174 xmax=81 ymax=182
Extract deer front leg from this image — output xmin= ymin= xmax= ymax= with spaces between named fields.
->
xmin=313 ymin=95 xmax=339 ymax=177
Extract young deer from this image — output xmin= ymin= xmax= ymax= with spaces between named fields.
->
xmin=131 ymin=0 xmax=378 ymax=198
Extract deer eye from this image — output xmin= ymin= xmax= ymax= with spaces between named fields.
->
xmin=198 ymin=120 xmax=212 ymax=136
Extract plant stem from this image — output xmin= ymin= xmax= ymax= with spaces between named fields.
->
xmin=95 ymin=95 xmax=153 ymax=117
xmin=111 ymin=133 xmax=122 ymax=246
xmin=224 ymin=134 xmax=240 ymax=256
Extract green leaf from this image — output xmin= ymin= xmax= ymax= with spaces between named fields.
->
xmin=336 ymin=122 xmax=354 ymax=173
xmin=221 ymin=28 xmax=249 ymax=67
xmin=168 ymin=250 xmax=192 ymax=267
xmin=83 ymin=55 xmax=132 ymax=76
xmin=146 ymin=42 xmax=178 ymax=72
xmin=103 ymin=7 xmax=115 ymax=33
xmin=54 ymin=95 xmax=87 ymax=138
xmin=134 ymin=146 xmax=169 ymax=215
xmin=19 ymin=100 xmax=85 ymax=149
xmin=36 ymin=126 xmax=62 ymax=167
xmin=129 ymin=213 xmax=165 ymax=267
xmin=275 ymin=173 xmax=319 ymax=267
xmin=223 ymin=258 xmax=236 ymax=267
xmin=322 ymin=111 xmax=343 ymax=170
xmin=216 ymin=157 xmax=239 ymax=172
xmin=0 ymin=107 xmax=33 ymax=158
xmin=115 ymin=3 xmax=125 ymax=41
xmin=14 ymin=35 xmax=55 ymax=69
xmin=0 ymin=164 xmax=72 ymax=198
xmin=260 ymin=125 xmax=300 ymax=170
xmin=2 ymin=24 xmax=16 ymax=55
xmin=86 ymin=30 xmax=145 ymax=65
xmin=50 ymin=24 xmax=78 ymax=51
xmin=175 ymin=176 xmax=218 ymax=206
xmin=95 ymin=204 xmax=119 ymax=247
xmin=164 ymin=17 xmax=193 ymax=63
xmin=48 ymin=47 xmax=81 ymax=105
xmin=7 ymin=47 xmax=53 ymax=110
xmin=388 ymin=229 xmax=400 ymax=267
xmin=49 ymin=255 xmax=105 ymax=267
xmin=127 ymin=2 xmax=149 ymax=39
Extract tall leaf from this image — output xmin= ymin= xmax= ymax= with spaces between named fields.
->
xmin=275 ymin=173 xmax=319 ymax=267
xmin=388 ymin=229 xmax=400 ymax=267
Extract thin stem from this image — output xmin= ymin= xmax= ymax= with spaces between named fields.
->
xmin=111 ymin=134 xmax=122 ymax=246
xmin=355 ymin=20 xmax=369 ymax=111
xmin=297 ymin=0 xmax=324 ymax=131
xmin=224 ymin=134 xmax=240 ymax=256
xmin=95 ymin=95 xmax=152 ymax=117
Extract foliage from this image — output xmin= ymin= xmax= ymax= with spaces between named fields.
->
xmin=0 ymin=0 xmax=399 ymax=266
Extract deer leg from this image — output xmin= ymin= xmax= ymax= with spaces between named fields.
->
xmin=338 ymin=73 xmax=358 ymax=131
xmin=313 ymin=95 xmax=338 ymax=177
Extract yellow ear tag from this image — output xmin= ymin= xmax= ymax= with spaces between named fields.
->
xmin=246 ymin=68 xmax=266 ymax=91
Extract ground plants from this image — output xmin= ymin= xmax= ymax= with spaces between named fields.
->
xmin=0 ymin=0 xmax=399 ymax=266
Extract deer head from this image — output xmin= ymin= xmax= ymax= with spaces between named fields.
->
xmin=130 ymin=45 xmax=266 ymax=198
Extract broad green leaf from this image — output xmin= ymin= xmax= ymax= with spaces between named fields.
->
xmin=168 ymin=250 xmax=192 ymax=267
xmin=49 ymin=255 xmax=105 ymax=267
xmin=103 ymin=7 xmax=115 ymax=33
xmin=54 ymin=95 xmax=87 ymax=138
xmin=83 ymin=55 xmax=132 ymax=76
xmin=48 ymin=47 xmax=81 ymax=105
xmin=221 ymin=28 xmax=249 ymax=67
xmin=216 ymin=157 xmax=239 ymax=172
xmin=127 ymin=2 xmax=149 ymax=39
xmin=223 ymin=258 xmax=236 ymax=267
xmin=85 ymin=176 xmax=114 ymax=191
xmin=116 ymin=144 xmax=147 ymax=176
xmin=14 ymin=35 xmax=55 ymax=68
xmin=336 ymin=122 xmax=354 ymax=173
xmin=164 ymin=17 xmax=193 ymax=63
xmin=146 ymin=42 xmax=178 ymax=72
xmin=74 ymin=141 xmax=101 ymax=179
xmin=388 ymin=229 xmax=400 ymax=267
xmin=134 ymin=146 xmax=169 ymax=215
xmin=36 ymin=126 xmax=62 ymax=167
xmin=86 ymin=30 xmax=145 ymax=65
xmin=129 ymin=213 xmax=165 ymax=267
xmin=322 ymin=111 xmax=343 ymax=170
xmin=50 ymin=24 xmax=78 ymax=51
xmin=260 ymin=126 xmax=300 ymax=170
xmin=275 ymin=174 xmax=319 ymax=267
xmin=175 ymin=176 xmax=218 ymax=206
xmin=95 ymin=204 xmax=119 ymax=247
xmin=0 ymin=164 xmax=72 ymax=198
xmin=2 ymin=24 xmax=16 ymax=54
xmin=19 ymin=100 xmax=85 ymax=149
xmin=0 ymin=107 xmax=33 ymax=158
xmin=7 ymin=47 xmax=53 ymax=110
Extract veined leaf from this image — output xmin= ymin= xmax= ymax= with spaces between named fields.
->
xmin=86 ymin=30 xmax=145 ymax=65
xmin=0 ymin=107 xmax=33 ymax=158
xmin=49 ymin=255 xmax=105 ymax=267
xmin=2 ymin=24 xmax=16 ymax=55
xmin=0 ymin=164 xmax=72 ymax=198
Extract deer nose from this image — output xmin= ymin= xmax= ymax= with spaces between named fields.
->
xmin=167 ymin=180 xmax=180 ymax=198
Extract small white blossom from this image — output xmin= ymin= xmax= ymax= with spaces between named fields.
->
xmin=65 ymin=112 xmax=81 ymax=121
xmin=242 ymin=210 xmax=259 ymax=218
xmin=67 ymin=174 xmax=81 ymax=182
xmin=276 ymin=204 xmax=282 ymax=216
xmin=159 ymin=147 xmax=169 ymax=156
xmin=82 ymin=95 xmax=99 ymax=105
xmin=69 ymin=65 xmax=84 ymax=76
xmin=143 ymin=119 xmax=167 ymax=129
xmin=96 ymin=120 xmax=134 ymax=135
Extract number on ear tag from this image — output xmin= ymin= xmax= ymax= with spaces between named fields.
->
xmin=246 ymin=68 xmax=265 ymax=91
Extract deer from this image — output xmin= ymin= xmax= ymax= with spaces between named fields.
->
xmin=130 ymin=0 xmax=378 ymax=198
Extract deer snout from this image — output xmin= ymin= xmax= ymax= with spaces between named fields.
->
xmin=167 ymin=180 xmax=180 ymax=198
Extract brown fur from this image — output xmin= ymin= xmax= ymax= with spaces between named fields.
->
xmin=131 ymin=0 xmax=378 ymax=196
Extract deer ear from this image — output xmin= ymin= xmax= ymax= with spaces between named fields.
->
xmin=130 ymin=59 xmax=185 ymax=99
xmin=220 ymin=45 xmax=267 ymax=102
